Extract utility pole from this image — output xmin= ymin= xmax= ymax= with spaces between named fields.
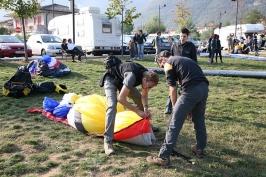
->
xmin=158 ymin=4 xmax=166 ymax=30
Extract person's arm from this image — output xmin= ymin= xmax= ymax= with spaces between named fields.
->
xmin=118 ymin=86 xmax=148 ymax=118
xmin=141 ymin=86 xmax=151 ymax=118
xmin=191 ymin=44 xmax=198 ymax=63
xmin=169 ymin=85 xmax=177 ymax=107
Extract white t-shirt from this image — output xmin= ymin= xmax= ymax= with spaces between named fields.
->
xmin=67 ymin=43 xmax=76 ymax=50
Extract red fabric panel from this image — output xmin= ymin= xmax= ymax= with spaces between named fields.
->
xmin=114 ymin=118 xmax=150 ymax=140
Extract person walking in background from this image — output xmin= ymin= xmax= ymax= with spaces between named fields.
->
xmin=154 ymin=31 xmax=162 ymax=64
xmin=210 ymin=34 xmax=217 ymax=64
xmin=133 ymin=33 xmax=138 ymax=59
xmin=164 ymin=27 xmax=197 ymax=115
xmin=253 ymin=35 xmax=259 ymax=56
xmin=136 ymin=30 xmax=146 ymax=60
xmin=146 ymin=51 xmax=209 ymax=167
xmin=208 ymin=33 xmax=214 ymax=60
xmin=215 ymin=35 xmax=223 ymax=63
xmin=99 ymin=56 xmax=159 ymax=155
xmin=227 ymin=35 xmax=233 ymax=53
xmin=128 ymin=38 xmax=136 ymax=60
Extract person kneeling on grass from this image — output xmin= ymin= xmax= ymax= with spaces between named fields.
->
xmin=146 ymin=51 xmax=209 ymax=167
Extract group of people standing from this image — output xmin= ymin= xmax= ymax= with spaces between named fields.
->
xmin=99 ymin=27 xmax=209 ymax=168
xmin=207 ymin=33 xmax=223 ymax=64
xmin=128 ymin=30 xmax=147 ymax=60
xmin=227 ymin=33 xmax=262 ymax=56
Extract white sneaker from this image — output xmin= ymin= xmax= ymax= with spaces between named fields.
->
xmin=104 ymin=141 xmax=115 ymax=155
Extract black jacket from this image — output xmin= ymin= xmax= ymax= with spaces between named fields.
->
xmin=170 ymin=41 xmax=197 ymax=63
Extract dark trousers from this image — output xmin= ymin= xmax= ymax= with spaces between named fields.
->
xmin=215 ymin=49 xmax=223 ymax=62
xmin=66 ymin=47 xmax=83 ymax=60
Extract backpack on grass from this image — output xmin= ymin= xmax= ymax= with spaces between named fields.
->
xmin=2 ymin=66 xmax=33 ymax=98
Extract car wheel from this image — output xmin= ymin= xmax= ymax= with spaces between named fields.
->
xmin=0 ymin=54 xmax=3 ymax=58
xmin=41 ymin=49 xmax=46 ymax=56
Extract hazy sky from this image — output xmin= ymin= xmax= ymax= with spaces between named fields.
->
xmin=0 ymin=0 xmax=151 ymax=21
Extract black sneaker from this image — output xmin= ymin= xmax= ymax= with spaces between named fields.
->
xmin=191 ymin=145 xmax=205 ymax=158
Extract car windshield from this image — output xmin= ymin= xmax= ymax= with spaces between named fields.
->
xmin=0 ymin=36 xmax=23 ymax=43
xmin=41 ymin=35 xmax=62 ymax=43
xmin=161 ymin=38 xmax=170 ymax=43
xmin=172 ymin=37 xmax=179 ymax=43
xmin=146 ymin=38 xmax=153 ymax=43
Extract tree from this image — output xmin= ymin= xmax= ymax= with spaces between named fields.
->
xmin=224 ymin=21 xmax=231 ymax=26
xmin=200 ymin=27 xmax=215 ymax=42
xmin=183 ymin=16 xmax=200 ymax=40
xmin=123 ymin=23 xmax=134 ymax=34
xmin=0 ymin=27 xmax=12 ymax=35
xmin=243 ymin=9 xmax=266 ymax=24
xmin=105 ymin=0 xmax=141 ymax=56
xmin=144 ymin=14 xmax=166 ymax=34
xmin=0 ymin=0 xmax=41 ymax=62
xmin=172 ymin=0 xmax=191 ymax=29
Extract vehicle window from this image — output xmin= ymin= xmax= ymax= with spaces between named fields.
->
xmin=41 ymin=35 xmax=62 ymax=43
xmin=146 ymin=38 xmax=153 ymax=42
xmin=0 ymin=36 xmax=22 ymax=43
xmin=161 ymin=38 xmax=169 ymax=43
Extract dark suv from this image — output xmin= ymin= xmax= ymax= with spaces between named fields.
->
xmin=0 ymin=35 xmax=32 ymax=58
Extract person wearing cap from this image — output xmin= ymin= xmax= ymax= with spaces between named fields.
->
xmin=146 ymin=50 xmax=209 ymax=167
xmin=99 ymin=56 xmax=159 ymax=155
xmin=164 ymin=27 xmax=197 ymax=115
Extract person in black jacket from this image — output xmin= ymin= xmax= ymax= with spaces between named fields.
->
xmin=215 ymin=35 xmax=223 ymax=63
xmin=164 ymin=27 xmax=197 ymax=114
xmin=146 ymin=51 xmax=209 ymax=167
xmin=99 ymin=56 xmax=159 ymax=155
xmin=136 ymin=30 xmax=146 ymax=60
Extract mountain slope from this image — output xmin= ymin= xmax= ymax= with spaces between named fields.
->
xmin=133 ymin=0 xmax=266 ymax=29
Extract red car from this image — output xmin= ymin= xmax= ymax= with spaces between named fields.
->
xmin=0 ymin=35 xmax=32 ymax=58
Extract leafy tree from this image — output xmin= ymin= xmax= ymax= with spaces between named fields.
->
xmin=105 ymin=0 xmax=141 ymax=56
xmin=0 ymin=27 xmax=11 ymax=35
xmin=172 ymin=0 xmax=191 ymax=29
xmin=242 ymin=9 xmax=266 ymax=24
xmin=183 ymin=16 xmax=200 ymax=40
xmin=200 ymin=27 xmax=215 ymax=42
xmin=123 ymin=23 xmax=134 ymax=34
xmin=0 ymin=0 xmax=41 ymax=62
xmin=144 ymin=14 xmax=166 ymax=34
xmin=224 ymin=21 xmax=231 ymax=26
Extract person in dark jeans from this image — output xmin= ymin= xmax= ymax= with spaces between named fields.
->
xmin=136 ymin=30 xmax=146 ymax=60
xmin=61 ymin=38 xmax=84 ymax=62
xmin=99 ymin=56 xmax=159 ymax=155
xmin=215 ymin=35 xmax=223 ymax=63
xmin=146 ymin=51 xmax=209 ymax=167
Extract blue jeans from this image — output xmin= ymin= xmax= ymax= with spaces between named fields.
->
xmin=104 ymin=75 xmax=143 ymax=143
xmin=137 ymin=44 xmax=144 ymax=59
xmin=158 ymin=82 xmax=209 ymax=159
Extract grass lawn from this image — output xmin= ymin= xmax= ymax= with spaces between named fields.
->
xmin=0 ymin=55 xmax=265 ymax=177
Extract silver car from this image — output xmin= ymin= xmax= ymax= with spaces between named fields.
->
xmin=27 ymin=34 xmax=62 ymax=56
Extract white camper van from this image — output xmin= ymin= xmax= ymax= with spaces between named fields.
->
xmin=48 ymin=6 xmax=121 ymax=56
xmin=214 ymin=24 xmax=265 ymax=50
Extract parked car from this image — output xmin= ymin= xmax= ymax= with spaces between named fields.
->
xmin=27 ymin=34 xmax=62 ymax=56
xmin=0 ymin=35 xmax=32 ymax=58
xmin=160 ymin=37 xmax=173 ymax=51
xmin=144 ymin=38 xmax=156 ymax=54
xmin=189 ymin=38 xmax=201 ymax=48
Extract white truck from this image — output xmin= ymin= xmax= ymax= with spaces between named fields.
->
xmin=48 ymin=6 xmax=121 ymax=56
xmin=214 ymin=24 xmax=265 ymax=50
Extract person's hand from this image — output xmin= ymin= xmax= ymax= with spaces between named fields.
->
xmin=186 ymin=112 xmax=192 ymax=121
xmin=136 ymin=109 xmax=151 ymax=119
xmin=144 ymin=107 xmax=151 ymax=119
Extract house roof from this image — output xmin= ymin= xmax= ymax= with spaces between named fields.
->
xmin=40 ymin=3 xmax=79 ymax=13
xmin=2 ymin=3 xmax=79 ymax=18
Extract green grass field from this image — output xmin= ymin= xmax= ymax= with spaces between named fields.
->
xmin=0 ymin=56 xmax=265 ymax=177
